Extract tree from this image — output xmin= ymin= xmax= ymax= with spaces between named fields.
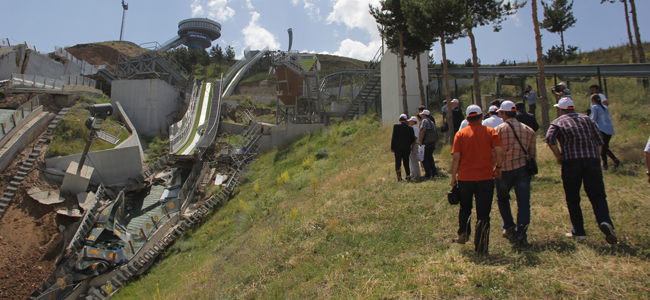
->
xmin=225 ymin=45 xmax=236 ymax=61
xmin=540 ymin=0 xmax=577 ymax=65
xmin=463 ymin=0 xmax=522 ymax=108
xmin=532 ymin=0 xmax=551 ymax=131
xmin=370 ymin=0 xmax=410 ymax=114
xmin=406 ymin=0 xmax=465 ymax=143
xmin=209 ymin=44 xmax=224 ymax=76
xmin=601 ymin=0 xmax=636 ymax=63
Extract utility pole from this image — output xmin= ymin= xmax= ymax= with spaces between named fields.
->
xmin=120 ymin=0 xmax=129 ymax=41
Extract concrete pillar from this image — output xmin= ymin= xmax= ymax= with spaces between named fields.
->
xmin=61 ymin=161 xmax=94 ymax=195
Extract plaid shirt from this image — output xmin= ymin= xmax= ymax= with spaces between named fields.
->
xmin=546 ymin=112 xmax=603 ymax=160
xmin=495 ymin=119 xmax=536 ymax=171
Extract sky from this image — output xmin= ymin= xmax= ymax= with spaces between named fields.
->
xmin=2 ymin=0 xmax=649 ymax=64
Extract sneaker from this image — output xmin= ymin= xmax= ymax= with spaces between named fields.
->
xmin=455 ymin=233 xmax=468 ymax=244
xmin=602 ymin=165 xmax=608 ymax=171
xmin=502 ymin=227 xmax=516 ymax=242
xmin=565 ymin=232 xmax=586 ymax=240
xmin=613 ymin=159 xmax=621 ymax=168
xmin=599 ymin=222 xmax=618 ymax=245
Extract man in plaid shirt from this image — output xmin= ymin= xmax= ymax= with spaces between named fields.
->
xmin=494 ymin=101 xmax=536 ymax=246
xmin=546 ymin=98 xmax=617 ymax=245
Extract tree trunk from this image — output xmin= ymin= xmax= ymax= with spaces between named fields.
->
xmin=442 ymin=37 xmax=454 ymax=144
xmin=624 ymin=0 xmax=637 ymax=63
xmin=468 ymin=27 xmax=482 ymax=108
xmin=560 ymin=31 xmax=566 ymax=66
xmin=399 ymin=30 xmax=409 ymax=114
xmin=532 ymin=0 xmax=550 ymax=131
xmin=416 ymin=53 xmax=426 ymax=107
xmin=629 ymin=0 xmax=645 ymax=63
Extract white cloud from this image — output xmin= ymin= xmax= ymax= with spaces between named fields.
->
xmin=242 ymin=12 xmax=281 ymax=51
xmin=246 ymin=0 xmax=254 ymax=9
xmin=191 ymin=0 xmax=204 ymax=16
xmin=207 ymin=0 xmax=235 ymax=21
xmin=326 ymin=0 xmax=381 ymax=37
xmin=303 ymin=0 xmax=321 ymax=21
xmin=328 ymin=38 xmax=382 ymax=61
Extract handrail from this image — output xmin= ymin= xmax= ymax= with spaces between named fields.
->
xmin=0 ymin=95 xmax=41 ymax=140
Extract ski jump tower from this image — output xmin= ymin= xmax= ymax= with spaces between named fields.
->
xmin=159 ymin=18 xmax=222 ymax=51
xmin=273 ymin=52 xmax=323 ymax=124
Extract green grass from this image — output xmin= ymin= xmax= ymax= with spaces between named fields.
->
xmin=144 ymin=136 xmax=169 ymax=164
xmin=46 ymin=96 xmax=129 ymax=158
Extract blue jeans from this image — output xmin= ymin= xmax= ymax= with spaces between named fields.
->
xmin=562 ymin=158 xmax=614 ymax=236
xmin=496 ymin=166 xmax=531 ymax=239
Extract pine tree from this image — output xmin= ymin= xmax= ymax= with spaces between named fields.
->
xmin=225 ymin=45 xmax=236 ymax=61
xmin=540 ymin=0 xmax=577 ymax=65
xmin=370 ymin=0 xmax=410 ymax=114
xmin=209 ymin=45 xmax=224 ymax=76
xmin=532 ymin=0 xmax=551 ymax=131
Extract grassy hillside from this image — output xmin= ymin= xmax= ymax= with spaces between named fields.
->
xmin=114 ymin=77 xmax=650 ymax=298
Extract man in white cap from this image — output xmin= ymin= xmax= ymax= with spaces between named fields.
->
xmin=408 ymin=116 xmax=421 ymax=178
xmin=551 ymin=82 xmax=571 ymax=102
xmin=418 ymin=109 xmax=438 ymax=178
xmin=494 ymin=100 xmax=536 ymax=246
xmin=391 ymin=114 xmax=416 ymax=181
xmin=450 ymin=105 xmax=504 ymax=256
xmin=482 ymin=105 xmax=504 ymax=128
xmin=546 ymin=98 xmax=618 ymax=245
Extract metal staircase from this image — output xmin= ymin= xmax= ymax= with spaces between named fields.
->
xmin=343 ymin=47 xmax=383 ymax=120
xmin=115 ymin=50 xmax=188 ymax=90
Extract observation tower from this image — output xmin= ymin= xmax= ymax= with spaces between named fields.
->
xmin=159 ymin=18 xmax=221 ymax=52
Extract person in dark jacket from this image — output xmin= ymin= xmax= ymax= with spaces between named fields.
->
xmin=515 ymin=102 xmax=539 ymax=132
xmin=451 ymin=99 xmax=464 ymax=134
xmin=391 ymin=114 xmax=416 ymax=181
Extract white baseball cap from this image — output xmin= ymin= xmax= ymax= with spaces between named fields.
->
xmin=399 ymin=114 xmax=408 ymax=120
xmin=554 ymin=98 xmax=575 ymax=110
xmin=421 ymin=110 xmax=430 ymax=116
xmin=558 ymin=82 xmax=566 ymax=87
xmin=488 ymin=105 xmax=499 ymax=112
xmin=409 ymin=116 xmax=418 ymax=122
xmin=451 ymin=99 xmax=459 ymax=103
xmin=443 ymin=100 xmax=447 ymax=104
xmin=466 ymin=105 xmax=482 ymax=117
xmin=498 ymin=100 xmax=517 ymax=112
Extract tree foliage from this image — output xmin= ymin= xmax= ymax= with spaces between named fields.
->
xmin=225 ymin=45 xmax=236 ymax=61
xmin=541 ymin=0 xmax=577 ymax=64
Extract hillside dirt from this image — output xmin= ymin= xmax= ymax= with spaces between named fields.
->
xmin=65 ymin=41 xmax=148 ymax=68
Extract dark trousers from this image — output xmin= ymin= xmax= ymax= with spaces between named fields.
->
xmin=561 ymin=158 xmax=614 ymax=236
xmin=422 ymin=144 xmax=438 ymax=178
xmin=496 ymin=166 xmax=531 ymax=239
xmin=458 ymin=179 xmax=495 ymax=254
xmin=528 ymin=103 xmax=536 ymax=115
xmin=394 ymin=149 xmax=411 ymax=176
xmin=600 ymin=132 xmax=619 ymax=168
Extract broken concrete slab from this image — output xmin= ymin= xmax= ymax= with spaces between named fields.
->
xmin=27 ymin=187 xmax=65 ymax=205
xmin=56 ymin=208 xmax=82 ymax=217
xmin=215 ymin=174 xmax=228 ymax=185
xmin=77 ymin=191 xmax=95 ymax=211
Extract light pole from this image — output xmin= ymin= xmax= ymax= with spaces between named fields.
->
xmin=120 ymin=0 xmax=129 ymax=41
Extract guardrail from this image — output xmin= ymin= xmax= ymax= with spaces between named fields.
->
xmin=0 ymin=95 xmax=41 ymax=140
xmin=9 ymin=73 xmax=96 ymax=90
xmin=169 ymin=80 xmax=201 ymax=154
xmin=54 ymin=46 xmax=98 ymax=75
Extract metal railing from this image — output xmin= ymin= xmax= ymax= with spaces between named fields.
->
xmin=0 ymin=95 xmax=41 ymax=140
xmin=9 ymin=73 xmax=96 ymax=90
xmin=169 ymin=79 xmax=201 ymax=153
xmin=222 ymin=46 xmax=270 ymax=97
xmin=54 ymin=46 xmax=98 ymax=75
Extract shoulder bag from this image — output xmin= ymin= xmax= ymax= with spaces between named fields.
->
xmin=506 ymin=121 xmax=538 ymax=176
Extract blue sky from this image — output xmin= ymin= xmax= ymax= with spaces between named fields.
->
xmin=2 ymin=0 xmax=648 ymax=64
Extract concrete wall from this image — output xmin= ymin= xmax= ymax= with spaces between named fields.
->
xmin=0 ymin=50 xmax=20 ymax=80
xmin=23 ymin=51 xmax=82 ymax=79
xmin=114 ymin=101 xmax=144 ymax=161
xmin=0 ymin=111 xmax=54 ymax=173
xmin=380 ymin=50 xmax=429 ymax=125
xmin=258 ymin=124 xmax=324 ymax=153
xmin=218 ymin=121 xmax=246 ymax=134
xmin=111 ymin=79 xmax=181 ymax=136
xmin=45 ymin=146 xmax=143 ymax=187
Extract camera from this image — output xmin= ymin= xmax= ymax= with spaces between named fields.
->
xmin=89 ymin=103 xmax=114 ymax=119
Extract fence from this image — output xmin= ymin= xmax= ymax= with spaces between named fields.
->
xmin=54 ymin=46 xmax=98 ymax=75
xmin=0 ymin=95 xmax=41 ymax=140
xmin=169 ymin=79 xmax=201 ymax=154
xmin=10 ymin=73 xmax=96 ymax=90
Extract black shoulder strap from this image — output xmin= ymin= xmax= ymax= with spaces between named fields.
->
xmin=506 ymin=121 xmax=529 ymax=157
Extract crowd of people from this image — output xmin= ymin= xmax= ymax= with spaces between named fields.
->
xmin=390 ymin=84 xmax=635 ymax=256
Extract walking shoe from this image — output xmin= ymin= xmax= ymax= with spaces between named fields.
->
xmin=455 ymin=233 xmax=468 ymax=244
xmin=515 ymin=236 xmax=529 ymax=247
xmin=602 ymin=165 xmax=608 ymax=171
xmin=502 ymin=227 xmax=516 ymax=242
xmin=565 ymin=232 xmax=586 ymax=240
xmin=599 ymin=222 xmax=618 ymax=245
xmin=613 ymin=159 xmax=621 ymax=168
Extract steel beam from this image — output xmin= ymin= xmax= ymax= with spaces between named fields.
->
xmin=428 ymin=63 xmax=650 ymax=78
